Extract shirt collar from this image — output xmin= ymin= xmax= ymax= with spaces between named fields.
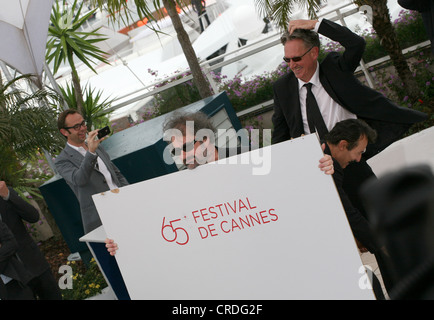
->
xmin=297 ymin=61 xmax=320 ymax=90
xmin=67 ymin=142 xmax=87 ymax=154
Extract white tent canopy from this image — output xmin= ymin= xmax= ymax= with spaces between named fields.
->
xmin=0 ymin=0 xmax=53 ymax=86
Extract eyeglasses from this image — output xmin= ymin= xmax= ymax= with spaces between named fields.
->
xmin=64 ymin=120 xmax=87 ymax=131
xmin=283 ymin=46 xmax=314 ymax=63
xmin=171 ymin=139 xmax=200 ymax=156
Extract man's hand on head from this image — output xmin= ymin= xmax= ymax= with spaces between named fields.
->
xmin=288 ymin=19 xmax=318 ymax=34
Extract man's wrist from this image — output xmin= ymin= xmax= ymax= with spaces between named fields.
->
xmin=1 ymin=189 xmax=10 ymax=201
xmin=314 ymin=18 xmax=323 ymax=32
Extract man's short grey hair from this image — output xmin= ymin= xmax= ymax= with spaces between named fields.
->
xmin=280 ymin=28 xmax=321 ymax=49
xmin=163 ymin=111 xmax=216 ymax=136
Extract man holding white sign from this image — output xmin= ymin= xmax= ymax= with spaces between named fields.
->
xmin=96 ymin=131 xmax=374 ymax=299
xmin=324 ymin=119 xmax=392 ymax=299
xmin=105 ymin=111 xmax=335 ymax=255
xmin=162 ymin=111 xmax=334 ymax=173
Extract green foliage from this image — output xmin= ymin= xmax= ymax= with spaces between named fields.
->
xmin=156 ymin=80 xmax=202 ymax=115
xmin=0 ymin=72 xmax=61 ymax=204
xmin=216 ymin=67 xmax=284 ymax=112
xmin=0 ymin=146 xmax=53 ymax=201
xmin=151 ymin=10 xmax=428 ymax=116
xmin=0 ymin=75 xmax=63 ymax=158
xmin=60 ymin=258 xmax=108 ymax=300
xmin=91 ymin=0 xmax=189 ymax=27
xmin=318 ymin=10 xmax=428 ymax=63
xmin=147 ymin=62 xmax=290 ymax=115
xmin=254 ymin=0 xmax=322 ymax=31
xmin=59 ymin=83 xmax=114 ymax=129
xmin=370 ymin=49 xmax=434 ymax=135
xmin=393 ymin=9 xmax=428 ymax=49
xmin=222 ymin=9 xmax=430 ymax=114
xmin=241 ymin=114 xmax=270 ymax=148
xmin=123 ymin=8 xmax=431 ymax=136
xmin=150 ymin=69 xmax=203 ymax=115
xmin=46 ymin=0 xmax=110 ymax=75
xmin=126 ymin=108 xmax=161 ymax=130
xmin=0 ymin=145 xmax=22 ymax=187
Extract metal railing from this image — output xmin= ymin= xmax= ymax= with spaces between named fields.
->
xmin=236 ymin=38 xmax=431 ymax=119
xmin=103 ymin=3 xmax=367 ymax=115
xmin=50 ymin=2 xmax=429 ymax=119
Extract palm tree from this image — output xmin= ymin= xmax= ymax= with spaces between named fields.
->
xmin=255 ymin=0 xmax=322 ymax=30
xmin=46 ymin=0 xmax=110 ymax=114
xmin=60 ymin=82 xmax=114 ymax=129
xmin=91 ymin=0 xmax=213 ymax=99
xmin=353 ymin=0 xmax=419 ymax=99
xmin=255 ymin=0 xmax=420 ymax=99
xmin=0 ymin=73 xmax=63 ymax=157
xmin=0 ymin=72 xmax=63 ymax=190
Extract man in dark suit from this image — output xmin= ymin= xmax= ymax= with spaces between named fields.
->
xmin=55 ymin=109 xmax=129 ymax=234
xmin=272 ymin=18 xmax=427 ymax=215
xmin=0 ymin=221 xmax=34 ymax=300
xmin=323 ymin=120 xmax=378 ymax=254
xmin=0 ymin=181 xmax=61 ymax=299
xmin=323 ymin=118 xmax=391 ymax=299
xmin=191 ymin=0 xmax=211 ymax=33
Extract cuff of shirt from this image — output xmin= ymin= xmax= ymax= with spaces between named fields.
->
xmin=314 ymin=18 xmax=324 ymax=32
xmin=2 ymin=189 xmax=10 ymax=201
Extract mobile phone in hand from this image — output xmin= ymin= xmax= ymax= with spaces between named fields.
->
xmin=97 ymin=126 xmax=111 ymax=139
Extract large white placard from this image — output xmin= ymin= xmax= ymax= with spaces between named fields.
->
xmin=368 ymin=126 xmax=434 ymax=177
xmin=93 ymin=134 xmax=374 ymax=300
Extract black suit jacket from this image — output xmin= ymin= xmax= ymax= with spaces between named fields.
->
xmin=272 ymin=19 xmax=427 ymax=158
xmin=323 ymin=146 xmax=378 ymax=253
xmin=0 ymin=221 xmax=33 ymax=295
xmin=0 ymin=188 xmax=50 ymax=279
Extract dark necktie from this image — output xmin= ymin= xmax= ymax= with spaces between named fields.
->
xmin=0 ymin=277 xmax=7 ymax=300
xmin=304 ymin=83 xmax=328 ymax=139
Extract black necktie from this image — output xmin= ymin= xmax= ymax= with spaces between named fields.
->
xmin=304 ymin=83 xmax=328 ymax=139
xmin=0 ymin=276 xmax=7 ymax=300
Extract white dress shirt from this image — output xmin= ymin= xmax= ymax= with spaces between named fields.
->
xmin=67 ymin=143 xmax=119 ymax=190
xmin=298 ymin=63 xmax=357 ymax=134
xmin=0 ymin=274 xmax=12 ymax=285
xmin=297 ymin=18 xmax=357 ymax=134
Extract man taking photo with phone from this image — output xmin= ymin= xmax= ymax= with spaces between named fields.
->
xmin=55 ymin=109 xmax=129 ymax=235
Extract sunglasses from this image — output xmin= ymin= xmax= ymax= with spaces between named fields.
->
xmin=171 ymin=139 xmax=200 ymax=156
xmin=64 ymin=120 xmax=87 ymax=131
xmin=283 ymin=46 xmax=314 ymax=63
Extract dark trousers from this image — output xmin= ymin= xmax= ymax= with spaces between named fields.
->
xmin=28 ymin=268 xmax=62 ymax=300
xmin=342 ymin=159 xmax=375 ymax=219
xmin=2 ymin=280 xmax=35 ymax=300
xmin=342 ymin=160 xmax=395 ymax=293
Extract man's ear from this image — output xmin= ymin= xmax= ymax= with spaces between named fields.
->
xmin=338 ymin=140 xmax=348 ymax=151
xmin=312 ymin=46 xmax=320 ymax=60
xmin=59 ymin=128 xmax=68 ymax=138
